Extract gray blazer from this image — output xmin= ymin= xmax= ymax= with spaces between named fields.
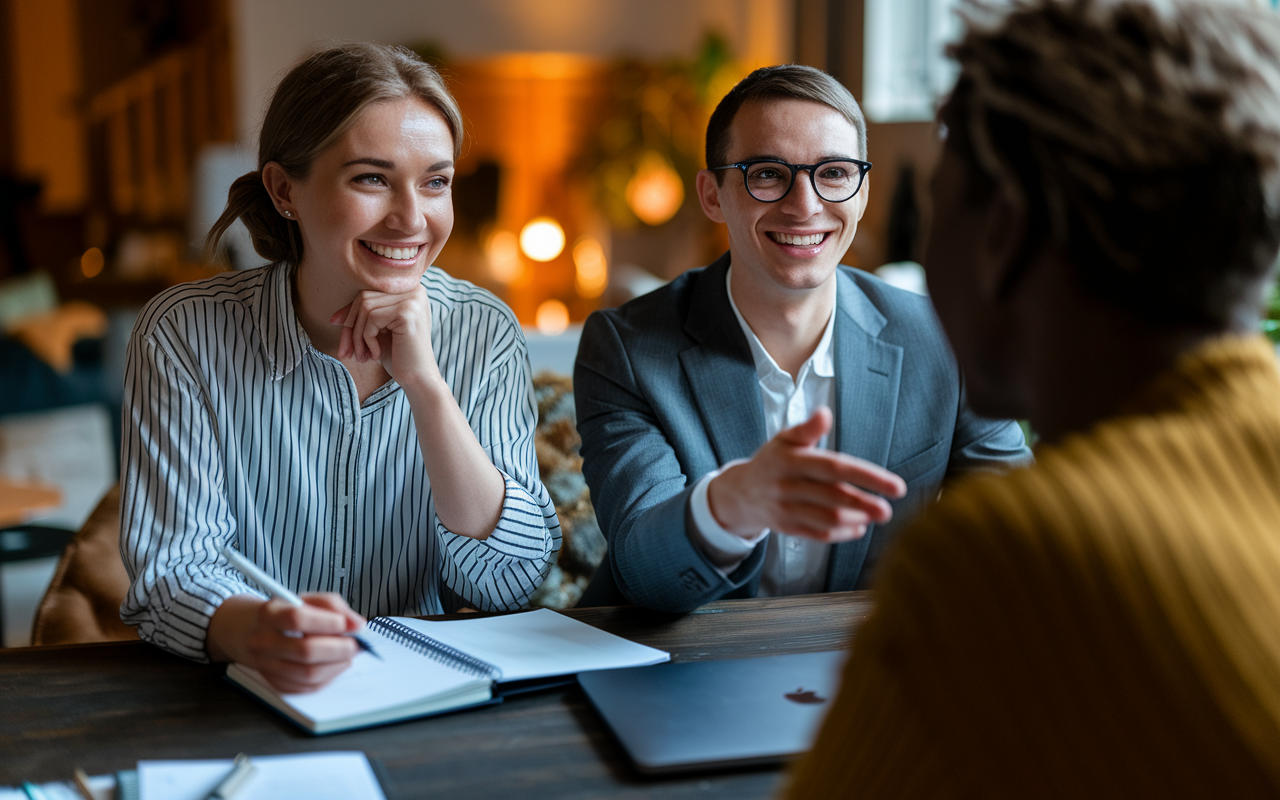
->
xmin=574 ymin=253 xmax=1031 ymax=611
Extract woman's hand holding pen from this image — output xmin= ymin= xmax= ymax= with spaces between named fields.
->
xmin=207 ymin=593 xmax=366 ymax=693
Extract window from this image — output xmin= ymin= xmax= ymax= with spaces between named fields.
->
xmin=862 ymin=0 xmax=962 ymax=123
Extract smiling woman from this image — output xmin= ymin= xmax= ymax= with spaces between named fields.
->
xmin=118 ymin=43 xmax=561 ymax=694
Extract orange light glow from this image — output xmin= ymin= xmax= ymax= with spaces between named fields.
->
xmin=486 ymin=230 xmax=522 ymax=283
xmin=80 ymin=246 xmax=105 ymax=278
xmin=625 ymin=152 xmax=684 ymax=226
xmin=573 ymin=237 xmax=608 ymax=298
xmin=535 ymin=299 xmax=570 ymax=334
xmin=520 ymin=218 xmax=566 ymax=262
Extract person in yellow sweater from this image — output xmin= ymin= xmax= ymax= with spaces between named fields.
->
xmin=785 ymin=1 xmax=1280 ymax=796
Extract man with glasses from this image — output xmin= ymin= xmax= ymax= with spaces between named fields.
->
xmin=574 ymin=65 xmax=1030 ymax=612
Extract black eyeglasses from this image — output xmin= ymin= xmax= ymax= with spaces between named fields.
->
xmin=712 ymin=158 xmax=872 ymax=203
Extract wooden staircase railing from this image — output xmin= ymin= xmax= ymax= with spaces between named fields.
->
xmin=85 ymin=26 xmax=235 ymax=222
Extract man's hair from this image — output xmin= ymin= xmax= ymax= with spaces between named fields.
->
xmin=940 ymin=0 xmax=1280 ymax=328
xmin=705 ymin=64 xmax=867 ymax=181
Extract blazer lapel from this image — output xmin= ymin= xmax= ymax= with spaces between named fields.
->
xmin=679 ymin=254 xmax=768 ymax=465
xmin=827 ymin=270 xmax=904 ymax=591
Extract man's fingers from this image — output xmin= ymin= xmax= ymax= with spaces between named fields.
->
xmin=779 ymin=523 xmax=868 ymax=543
xmin=775 ymin=406 xmax=834 ymax=448
xmin=780 ymin=478 xmax=895 ymax=523
xmin=788 ymin=450 xmax=906 ymax=499
xmin=774 ymin=500 xmax=873 ymax=540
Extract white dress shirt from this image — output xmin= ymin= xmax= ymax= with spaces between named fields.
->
xmin=686 ymin=267 xmax=836 ymax=596
xmin=120 ymin=263 xmax=561 ymax=661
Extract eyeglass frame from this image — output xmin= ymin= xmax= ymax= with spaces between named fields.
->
xmin=710 ymin=158 xmax=873 ymax=204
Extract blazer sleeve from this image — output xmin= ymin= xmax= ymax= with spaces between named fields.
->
xmin=575 ymin=311 xmax=766 ymax=612
xmin=946 ymin=377 xmax=1034 ymax=481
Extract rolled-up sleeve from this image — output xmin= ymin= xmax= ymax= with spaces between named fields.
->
xmin=438 ymin=336 xmax=561 ymax=611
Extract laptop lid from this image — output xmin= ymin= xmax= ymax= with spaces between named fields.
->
xmin=578 ymin=650 xmax=847 ymax=775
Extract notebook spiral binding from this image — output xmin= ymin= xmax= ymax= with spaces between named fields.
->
xmin=367 ymin=618 xmax=502 ymax=680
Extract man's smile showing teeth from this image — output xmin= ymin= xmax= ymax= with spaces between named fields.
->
xmin=363 ymin=241 xmax=421 ymax=260
xmin=769 ymin=232 xmax=827 ymax=246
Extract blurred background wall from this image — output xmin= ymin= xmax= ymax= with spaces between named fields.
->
xmin=0 ymin=0 xmax=945 ymax=327
xmin=0 ymin=0 xmax=955 ymax=645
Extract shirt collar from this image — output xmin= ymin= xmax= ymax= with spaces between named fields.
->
xmin=725 ymin=266 xmax=836 ymax=382
xmin=251 ymin=262 xmax=310 ymax=380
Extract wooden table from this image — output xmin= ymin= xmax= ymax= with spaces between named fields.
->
xmin=0 ymin=592 xmax=874 ymax=798
xmin=0 ymin=477 xmax=61 ymax=528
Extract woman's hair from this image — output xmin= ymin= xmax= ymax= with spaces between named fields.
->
xmin=940 ymin=0 xmax=1280 ymax=328
xmin=204 ymin=42 xmax=463 ymax=267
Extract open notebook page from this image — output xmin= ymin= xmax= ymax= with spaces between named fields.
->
xmin=389 ymin=608 xmax=670 ymax=682
xmin=230 ymin=621 xmax=489 ymax=728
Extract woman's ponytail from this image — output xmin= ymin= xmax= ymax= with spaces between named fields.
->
xmin=202 ymin=170 xmax=302 ymax=266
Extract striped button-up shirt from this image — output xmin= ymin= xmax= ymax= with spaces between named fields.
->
xmin=120 ymin=262 xmax=561 ymax=661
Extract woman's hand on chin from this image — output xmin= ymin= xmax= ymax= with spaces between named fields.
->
xmin=329 ymin=285 xmax=442 ymax=391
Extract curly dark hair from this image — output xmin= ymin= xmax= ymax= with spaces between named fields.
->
xmin=940 ymin=0 xmax=1280 ymax=328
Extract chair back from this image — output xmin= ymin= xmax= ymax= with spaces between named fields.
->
xmin=31 ymin=484 xmax=136 ymax=645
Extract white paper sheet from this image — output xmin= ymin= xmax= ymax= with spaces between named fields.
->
xmin=137 ymin=751 xmax=385 ymax=800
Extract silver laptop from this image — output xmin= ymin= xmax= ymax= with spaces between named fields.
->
xmin=577 ymin=650 xmax=847 ymax=775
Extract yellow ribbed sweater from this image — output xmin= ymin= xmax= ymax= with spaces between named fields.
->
xmin=784 ymin=336 xmax=1280 ymax=798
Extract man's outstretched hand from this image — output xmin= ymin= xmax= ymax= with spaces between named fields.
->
xmin=706 ymin=406 xmax=907 ymax=542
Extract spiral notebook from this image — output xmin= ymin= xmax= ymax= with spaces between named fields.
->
xmin=225 ymin=609 xmax=669 ymax=734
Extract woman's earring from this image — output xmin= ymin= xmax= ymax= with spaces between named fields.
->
xmin=281 ymin=209 xmax=294 ymax=219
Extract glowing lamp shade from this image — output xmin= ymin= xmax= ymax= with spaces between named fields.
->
xmin=80 ymin=247 xmax=105 ymax=278
xmin=519 ymin=218 xmax=566 ymax=262
xmin=535 ymin=299 xmax=570 ymax=335
xmin=573 ymin=237 xmax=608 ymax=298
xmin=626 ymin=152 xmax=684 ymax=226
xmin=486 ymin=230 xmax=522 ymax=283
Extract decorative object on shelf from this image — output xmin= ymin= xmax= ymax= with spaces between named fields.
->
xmin=577 ymin=34 xmax=741 ymax=230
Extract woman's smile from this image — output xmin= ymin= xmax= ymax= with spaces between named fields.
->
xmin=360 ymin=240 xmax=424 ymax=263
xmin=283 ymin=95 xmax=456 ymax=301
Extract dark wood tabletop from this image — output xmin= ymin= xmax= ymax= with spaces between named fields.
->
xmin=0 ymin=592 xmax=873 ymax=799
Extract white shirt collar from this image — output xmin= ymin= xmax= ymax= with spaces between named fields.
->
xmin=725 ymin=266 xmax=836 ymax=383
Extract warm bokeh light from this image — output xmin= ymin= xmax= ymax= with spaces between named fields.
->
xmin=80 ymin=246 xmax=105 ymax=278
xmin=535 ymin=299 xmax=570 ymax=335
xmin=486 ymin=230 xmax=522 ymax=283
xmin=573 ymin=237 xmax=608 ymax=298
xmin=625 ymin=152 xmax=684 ymax=226
xmin=519 ymin=218 xmax=566 ymax=262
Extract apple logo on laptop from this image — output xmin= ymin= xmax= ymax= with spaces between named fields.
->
xmin=784 ymin=688 xmax=827 ymax=705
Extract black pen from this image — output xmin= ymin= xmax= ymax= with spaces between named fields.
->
xmin=221 ymin=546 xmax=382 ymax=660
